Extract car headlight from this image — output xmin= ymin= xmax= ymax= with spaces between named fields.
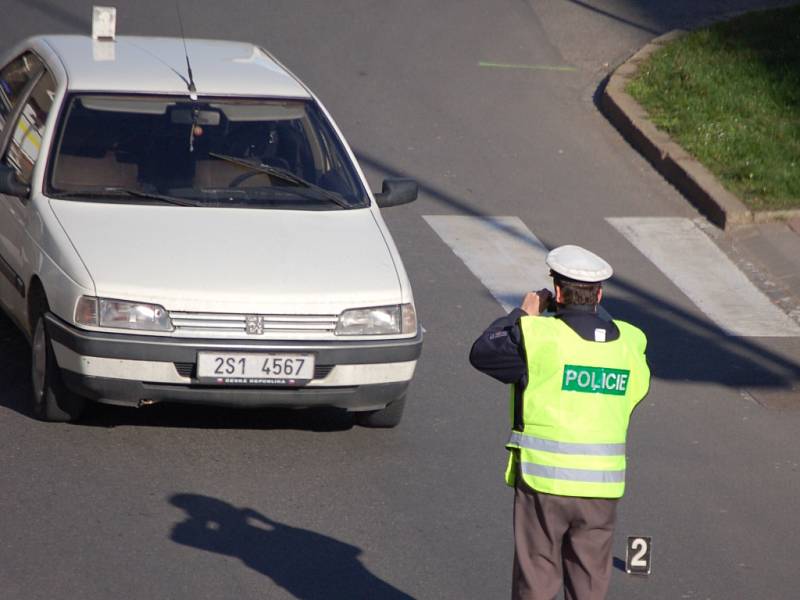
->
xmin=335 ymin=303 xmax=417 ymax=335
xmin=75 ymin=296 xmax=173 ymax=332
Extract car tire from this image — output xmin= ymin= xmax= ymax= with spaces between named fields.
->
xmin=31 ymin=315 xmax=85 ymax=422
xmin=354 ymin=396 xmax=405 ymax=428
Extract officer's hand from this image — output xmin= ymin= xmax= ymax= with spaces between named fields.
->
xmin=521 ymin=289 xmax=552 ymax=315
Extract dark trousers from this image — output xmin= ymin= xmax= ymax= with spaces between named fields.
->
xmin=512 ymin=479 xmax=618 ymax=600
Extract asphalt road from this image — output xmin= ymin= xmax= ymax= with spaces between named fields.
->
xmin=1 ymin=1 xmax=799 ymax=599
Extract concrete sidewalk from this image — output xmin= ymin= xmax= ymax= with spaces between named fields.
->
xmin=727 ymin=221 xmax=800 ymax=324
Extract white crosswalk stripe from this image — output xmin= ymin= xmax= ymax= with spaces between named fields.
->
xmin=608 ymin=217 xmax=800 ymax=337
xmin=423 ymin=216 xmax=549 ymax=313
xmin=423 ymin=216 xmax=611 ymax=319
xmin=425 ymin=215 xmax=800 ymax=338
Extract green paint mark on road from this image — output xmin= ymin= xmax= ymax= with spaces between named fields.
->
xmin=478 ymin=61 xmax=577 ymax=72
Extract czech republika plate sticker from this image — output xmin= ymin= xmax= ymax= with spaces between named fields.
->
xmin=626 ymin=536 xmax=652 ymax=575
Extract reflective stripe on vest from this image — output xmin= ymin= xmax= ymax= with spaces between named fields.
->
xmin=508 ymin=431 xmax=625 ymax=456
xmin=521 ymin=462 xmax=625 ymax=484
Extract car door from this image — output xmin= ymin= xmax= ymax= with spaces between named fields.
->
xmin=0 ymin=51 xmax=53 ymax=320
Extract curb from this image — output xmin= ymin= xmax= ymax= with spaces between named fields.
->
xmin=599 ymin=29 xmax=800 ymax=231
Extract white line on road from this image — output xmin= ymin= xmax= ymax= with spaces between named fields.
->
xmin=607 ymin=217 xmax=800 ymax=337
xmin=424 ymin=215 xmax=616 ymax=320
xmin=423 ymin=216 xmax=551 ymax=313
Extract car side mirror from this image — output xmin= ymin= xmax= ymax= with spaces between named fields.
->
xmin=374 ymin=178 xmax=418 ymax=208
xmin=0 ymin=164 xmax=31 ymax=198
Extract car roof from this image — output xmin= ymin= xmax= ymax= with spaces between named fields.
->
xmin=35 ymin=35 xmax=310 ymax=98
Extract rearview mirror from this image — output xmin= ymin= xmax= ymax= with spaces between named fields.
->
xmin=0 ymin=164 xmax=30 ymax=198
xmin=170 ymin=108 xmax=221 ymax=126
xmin=374 ymin=178 xmax=418 ymax=208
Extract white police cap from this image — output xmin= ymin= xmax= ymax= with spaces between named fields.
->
xmin=546 ymin=245 xmax=613 ymax=283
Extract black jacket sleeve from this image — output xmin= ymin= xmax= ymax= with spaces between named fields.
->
xmin=469 ymin=308 xmax=527 ymax=384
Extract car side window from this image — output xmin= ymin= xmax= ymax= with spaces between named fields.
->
xmin=3 ymin=70 xmax=55 ymax=185
xmin=0 ymin=52 xmax=44 ymax=137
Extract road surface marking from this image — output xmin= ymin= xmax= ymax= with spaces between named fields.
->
xmin=424 ymin=216 xmax=610 ymax=319
xmin=478 ymin=61 xmax=577 ymax=72
xmin=607 ymin=217 xmax=800 ymax=337
xmin=424 ymin=216 xmax=549 ymax=313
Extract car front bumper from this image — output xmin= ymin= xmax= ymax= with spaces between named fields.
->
xmin=46 ymin=313 xmax=422 ymax=411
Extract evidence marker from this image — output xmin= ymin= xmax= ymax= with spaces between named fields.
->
xmin=625 ymin=536 xmax=652 ymax=575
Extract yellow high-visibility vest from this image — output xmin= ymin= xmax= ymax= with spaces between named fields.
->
xmin=505 ymin=315 xmax=650 ymax=498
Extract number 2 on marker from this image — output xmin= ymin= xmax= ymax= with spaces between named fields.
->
xmin=625 ymin=536 xmax=652 ymax=575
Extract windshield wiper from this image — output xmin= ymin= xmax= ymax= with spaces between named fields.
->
xmin=208 ymin=152 xmax=351 ymax=209
xmin=51 ymin=187 xmax=202 ymax=207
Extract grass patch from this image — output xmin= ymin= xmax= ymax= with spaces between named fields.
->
xmin=627 ymin=5 xmax=800 ymax=211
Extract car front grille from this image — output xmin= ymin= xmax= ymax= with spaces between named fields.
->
xmin=174 ymin=362 xmax=195 ymax=378
xmin=169 ymin=311 xmax=339 ymax=336
xmin=314 ymin=365 xmax=335 ymax=379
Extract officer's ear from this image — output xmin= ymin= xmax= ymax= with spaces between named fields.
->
xmin=555 ymin=284 xmax=563 ymax=304
xmin=597 ymin=287 xmax=603 ymax=303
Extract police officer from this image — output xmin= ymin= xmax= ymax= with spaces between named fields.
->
xmin=469 ymin=245 xmax=650 ymax=600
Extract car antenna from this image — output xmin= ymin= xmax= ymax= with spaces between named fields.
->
xmin=175 ymin=2 xmax=197 ymax=101
xmin=176 ymin=1 xmax=200 ymax=152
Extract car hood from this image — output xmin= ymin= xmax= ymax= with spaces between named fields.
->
xmin=48 ymin=200 xmax=401 ymax=314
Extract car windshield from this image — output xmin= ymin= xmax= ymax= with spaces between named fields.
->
xmin=47 ymin=95 xmax=369 ymax=209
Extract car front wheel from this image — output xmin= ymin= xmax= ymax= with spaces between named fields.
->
xmin=31 ymin=315 xmax=85 ymax=422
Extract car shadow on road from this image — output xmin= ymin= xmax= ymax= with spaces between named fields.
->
xmin=168 ymin=493 xmax=414 ymax=600
xmin=80 ymin=402 xmax=357 ymax=431
xmin=0 ymin=310 xmax=30 ymax=416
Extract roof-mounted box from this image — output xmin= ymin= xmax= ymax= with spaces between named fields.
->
xmin=92 ymin=6 xmax=117 ymax=41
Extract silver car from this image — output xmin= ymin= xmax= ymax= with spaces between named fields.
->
xmin=0 ymin=34 xmax=422 ymax=427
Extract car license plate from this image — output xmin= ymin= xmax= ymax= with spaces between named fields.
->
xmin=197 ymin=352 xmax=315 ymax=385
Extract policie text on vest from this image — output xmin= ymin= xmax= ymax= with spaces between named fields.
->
xmin=562 ymin=365 xmax=630 ymax=396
